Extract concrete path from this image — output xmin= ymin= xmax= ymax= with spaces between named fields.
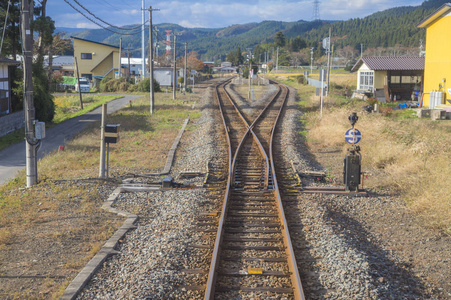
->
xmin=0 ymin=94 xmax=142 ymax=185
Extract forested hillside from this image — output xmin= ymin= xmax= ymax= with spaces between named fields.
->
xmin=57 ymin=0 xmax=448 ymax=60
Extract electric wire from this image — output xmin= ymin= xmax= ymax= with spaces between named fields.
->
xmin=63 ymin=0 xmax=145 ymax=35
xmin=71 ymin=0 xmax=148 ymax=31
xmin=94 ymin=0 xmax=123 ymax=12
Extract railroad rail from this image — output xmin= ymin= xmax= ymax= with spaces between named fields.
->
xmin=204 ymin=79 xmax=305 ymax=299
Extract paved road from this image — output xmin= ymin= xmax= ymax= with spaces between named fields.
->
xmin=0 ymin=94 xmax=142 ymax=185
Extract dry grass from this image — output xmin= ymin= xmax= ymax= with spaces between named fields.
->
xmin=272 ymin=72 xmax=451 ymax=234
xmin=0 ymin=90 xmax=201 ymax=298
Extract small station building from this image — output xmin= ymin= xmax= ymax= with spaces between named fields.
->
xmin=351 ymin=56 xmax=424 ymax=102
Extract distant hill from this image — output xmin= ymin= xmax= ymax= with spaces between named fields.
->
xmin=57 ymin=0 xmax=448 ymax=60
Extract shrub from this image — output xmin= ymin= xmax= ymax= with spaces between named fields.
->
xmin=33 ymin=60 xmax=55 ymax=122
xmin=296 ymin=75 xmax=306 ymax=85
xmin=137 ymin=79 xmax=161 ymax=92
xmin=99 ymin=77 xmax=112 ymax=93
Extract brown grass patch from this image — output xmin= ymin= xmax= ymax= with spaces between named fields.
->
xmin=276 ymin=72 xmax=451 ymax=234
xmin=0 ymin=91 xmax=201 ymax=298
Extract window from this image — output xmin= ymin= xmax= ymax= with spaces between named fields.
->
xmin=81 ymin=53 xmax=92 ymax=60
xmin=359 ymin=71 xmax=374 ymax=91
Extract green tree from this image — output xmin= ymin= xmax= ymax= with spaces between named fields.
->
xmin=291 ymin=36 xmax=307 ymax=52
xmin=235 ymin=47 xmax=244 ymax=66
xmin=274 ymin=31 xmax=286 ymax=47
xmin=0 ymin=0 xmax=21 ymax=57
xmin=32 ymin=60 xmax=55 ymax=122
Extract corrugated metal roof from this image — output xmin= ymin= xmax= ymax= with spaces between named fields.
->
xmin=44 ymin=55 xmax=74 ymax=66
xmin=352 ymin=56 xmax=425 ymax=72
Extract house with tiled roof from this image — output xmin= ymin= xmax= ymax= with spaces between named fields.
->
xmin=418 ymin=3 xmax=451 ymax=108
xmin=351 ymin=56 xmax=425 ymax=102
xmin=44 ymin=55 xmax=75 ymax=77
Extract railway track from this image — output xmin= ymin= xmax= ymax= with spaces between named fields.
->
xmin=204 ymin=79 xmax=305 ymax=299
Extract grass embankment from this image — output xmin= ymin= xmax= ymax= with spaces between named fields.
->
xmin=0 ymin=94 xmax=121 ymax=151
xmin=0 ymin=91 xmax=201 ymax=299
xmin=271 ymin=73 xmax=451 ymax=234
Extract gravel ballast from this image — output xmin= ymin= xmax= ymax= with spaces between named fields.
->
xmin=76 ymin=80 xmax=449 ymax=299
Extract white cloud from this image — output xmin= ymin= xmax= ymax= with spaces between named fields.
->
xmin=76 ymin=22 xmax=100 ymax=29
xmin=119 ymin=9 xmax=140 ymax=15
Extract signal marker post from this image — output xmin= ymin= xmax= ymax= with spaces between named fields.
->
xmin=343 ymin=113 xmax=362 ymax=192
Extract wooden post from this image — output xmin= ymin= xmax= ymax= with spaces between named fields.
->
xmin=74 ymin=57 xmax=83 ymax=109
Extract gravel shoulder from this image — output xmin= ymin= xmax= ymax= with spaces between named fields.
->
xmin=62 ymin=79 xmax=449 ymax=299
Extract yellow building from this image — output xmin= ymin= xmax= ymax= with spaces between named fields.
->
xmin=73 ymin=37 xmax=120 ymax=81
xmin=418 ymin=3 xmax=451 ymax=107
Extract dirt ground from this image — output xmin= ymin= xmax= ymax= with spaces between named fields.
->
xmin=310 ymin=145 xmax=451 ymax=298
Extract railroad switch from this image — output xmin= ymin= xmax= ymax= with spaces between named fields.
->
xmin=162 ymin=176 xmax=173 ymax=189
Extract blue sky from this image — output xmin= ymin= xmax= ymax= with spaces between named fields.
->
xmin=49 ymin=0 xmax=423 ymax=29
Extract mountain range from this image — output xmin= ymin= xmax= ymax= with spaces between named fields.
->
xmin=57 ymin=0 xmax=448 ymax=60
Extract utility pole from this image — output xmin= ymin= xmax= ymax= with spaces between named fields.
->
xmin=74 ymin=57 xmax=83 ymax=109
xmin=360 ymin=43 xmax=364 ymax=58
xmin=173 ymin=33 xmax=181 ymax=100
xmin=22 ymin=0 xmax=37 ymax=187
xmin=247 ymin=48 xmax=252 ymax=100
xmin=184 ymin=42 xmax=187 ymax=94
xmin=276 ymin=47 xmax=279 ymax=73
xmin=310 ymin=47 xmax=314 ymax=74
xmin=141 ymin=0 xmax=146 ymax=78
xmin=146 ymin=6 xmax=159 ymax=115
xmin=154 ymin=26 xmax=159 ymax=59
xmin=127 ymin=48 xmax=131 ymax=83
xmin=118 ymin=38 xmax=122 ymax=78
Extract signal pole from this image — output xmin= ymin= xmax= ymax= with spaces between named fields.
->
xmin=22 ymin=0 xmax=37 ymax=187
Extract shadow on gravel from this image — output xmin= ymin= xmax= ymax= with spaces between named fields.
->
xmin=284 ymin=203 xmax=327 ymax=298
xmin=323 ymin=206 xmax=428 ymax=299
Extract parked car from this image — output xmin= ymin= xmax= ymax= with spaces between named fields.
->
xmin=75 ymin=77 xmax=90 ymax=93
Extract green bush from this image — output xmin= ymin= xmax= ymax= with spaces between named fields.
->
xmin=98 ymin=77 xmax=131 ymax=92
xmin=99 ymin=77 xmax=112 ymax=92
xmin=33 ymin=61 xmax=55 ymax=122
xmin=137 ymin=79 xmax=161 ymax=92
xmin=296 ymin=75 xmax=306 ymax=85
xmin=127 ymin=84 xmax=137 ymax=93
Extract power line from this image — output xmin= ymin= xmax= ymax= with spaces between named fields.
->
xmin=63 ymin=0 xmax=145 ymax=35
xmin=94 ymin=0 xmax=123 ymax=11
xmin=71 ymin=0 xmax=148 ymax=31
